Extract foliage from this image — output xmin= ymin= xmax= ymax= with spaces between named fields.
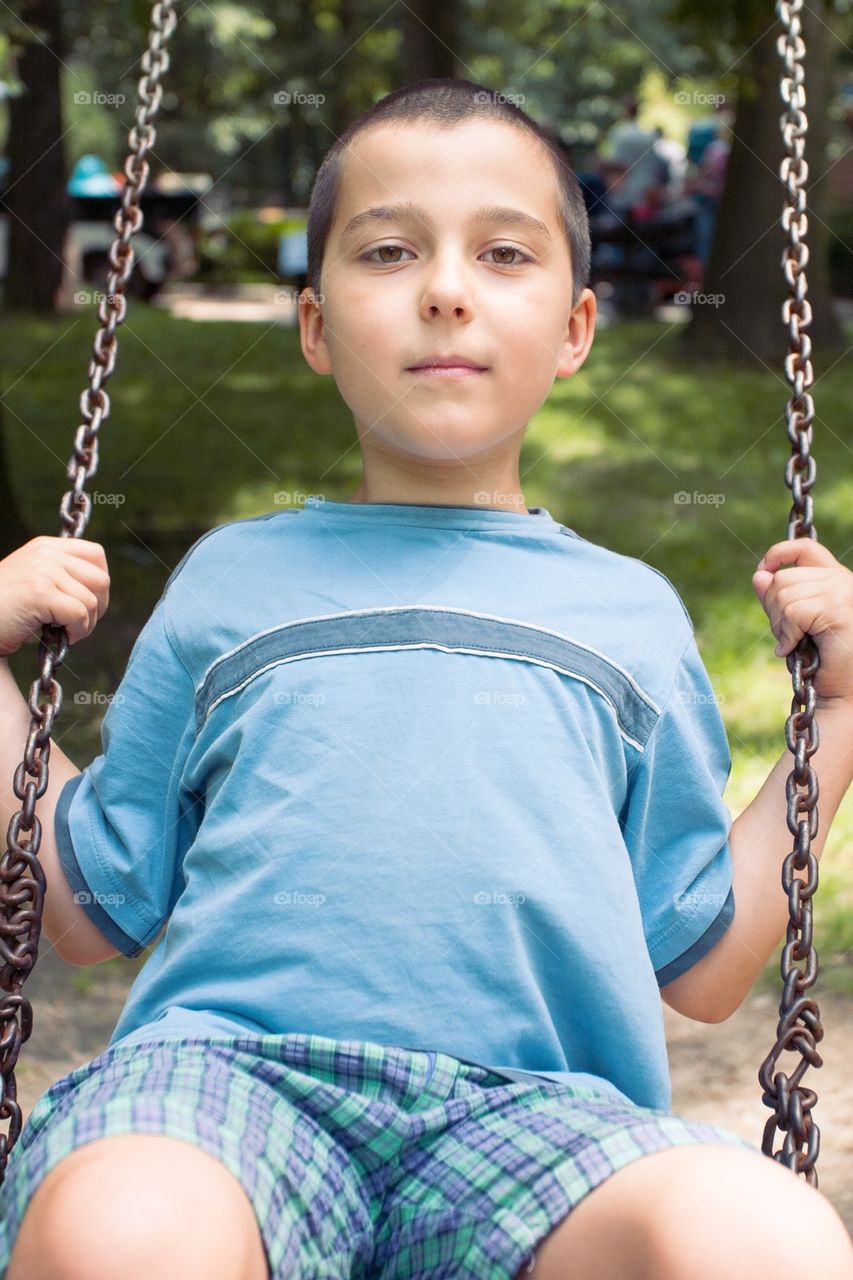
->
xmin=0 ymin=0 xmax=793 ymax=196
xmin=196 ymin=210 xmax=306 ymax=282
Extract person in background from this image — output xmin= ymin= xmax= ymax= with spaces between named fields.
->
xmin=683 ymin=133 xmax=731 ymax=270
xmin=600 ymin=96 xmax=671 ymax=217
xmin=651 ymin=126 xmax=687 ymax=195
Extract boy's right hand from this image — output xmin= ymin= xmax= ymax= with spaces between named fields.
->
xmin=0 ymin=536 xmax=110 ymax=657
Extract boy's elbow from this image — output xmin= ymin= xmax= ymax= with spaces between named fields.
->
xmin=660 ymin=955 xmax=741 ymax=1024
xmin=52 ymin=930 xmax=120 ymax=967
xmin=662 ymin=984 xmax=728 ymax=1024
xmin=660 ymin=910 xmax=761 ymax=1024
xmin=663 ymin=973 xmax=750 ymax=1024
xmin=58 ymin=938 xmax=123 ymax=967
xmin=695 ymin=996 xmax=738 ymax=1024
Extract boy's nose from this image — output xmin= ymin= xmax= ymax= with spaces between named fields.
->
xmin=418 ymin=266 xmax=477 ymax=319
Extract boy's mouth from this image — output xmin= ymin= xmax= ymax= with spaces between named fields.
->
xmin=409 ymin=367 xmax=487 ymax=379
xmin=407 ymin=354 xmax=489 ymax=378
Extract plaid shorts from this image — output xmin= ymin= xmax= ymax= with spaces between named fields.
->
xmin=0 ymin=1032 xmax=763 ymax=1279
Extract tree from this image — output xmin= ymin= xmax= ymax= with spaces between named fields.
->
xmin=399 ymin=0 xmax=460 ymax=82
xmin=676 ymin=0 xmax=845 ymax=361
xmin=3 ymin=0 xmax=70 ymax=314
xmin=0 ymin=392 xmax=31 ymax=556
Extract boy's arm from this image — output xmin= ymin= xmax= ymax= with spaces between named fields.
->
xmin=0 ymin=657 xmax=120 ymax=966
xmin=660 ymin=699 xmax=853 ymax=1024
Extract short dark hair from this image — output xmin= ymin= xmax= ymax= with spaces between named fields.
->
xmin=306 ymin=78 xmax=591 ymax=306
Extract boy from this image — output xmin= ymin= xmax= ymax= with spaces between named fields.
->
xmin=0 ymin=78 xmax=851 ymax=1280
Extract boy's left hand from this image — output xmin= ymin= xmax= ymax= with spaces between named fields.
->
xmin=752 ymin=537 xmax=853 ymax=709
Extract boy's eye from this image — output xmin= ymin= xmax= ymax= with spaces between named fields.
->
xmin=359 ymin=244 xmax=414 ymax=264
xmin=358 ymin=243 xmax=532 ymax=266
xmin=482 ymin=245 xmax=531 ymax=266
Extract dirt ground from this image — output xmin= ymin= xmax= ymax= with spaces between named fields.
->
xmin=8 ymin=949 xmax=852 ymax=1237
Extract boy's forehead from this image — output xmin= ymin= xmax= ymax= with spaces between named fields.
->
xmin=331 ymin=118 xmax=562 ymax=240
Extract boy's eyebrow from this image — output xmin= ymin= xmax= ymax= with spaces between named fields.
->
xmin=339 ymin=201 xmax=553 ymax=244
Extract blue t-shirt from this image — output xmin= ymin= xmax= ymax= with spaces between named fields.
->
xmin=55 ymin=498 xmax=736 ymax=1112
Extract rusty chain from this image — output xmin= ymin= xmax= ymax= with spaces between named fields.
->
xmin=757 ymin=0 xmax=822 ymax=1186
xmin=0 ymin=1 xmax=178 ymax=1187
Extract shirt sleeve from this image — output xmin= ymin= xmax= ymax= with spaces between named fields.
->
xmin=54 ymin=593 xmax=202 ymax=958
xmin=619 ymin=632 xmax=736 ymax=987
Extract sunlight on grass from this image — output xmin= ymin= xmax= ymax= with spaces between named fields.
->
xmin=815 ymin=475 xmax=853 ymax=535
xmin=531 ymin=404 xmax=611 ymax=464
xmin=225 ymin=483 xmax=293 ymax=521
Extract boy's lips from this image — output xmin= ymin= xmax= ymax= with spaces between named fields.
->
xmin=407 ymin=355 xmax=489 ymax=370
xmin=406 ymin=355 xmax=489 ymax=378
xmin=409 ymin=366 xmax=487 ymax=379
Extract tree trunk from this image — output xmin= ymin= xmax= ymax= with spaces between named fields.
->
xmin=0 ymin=395 xmax=33 ymax=557
xmin=4 ymin=0 xmax=70 ymax=314
xmin=399 ymin=0 xmax=460 ymax=82
xmin=680 ymin=0 xmax=844 ymax=362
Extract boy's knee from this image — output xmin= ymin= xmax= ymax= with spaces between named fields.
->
xmin=646 ymin=1145 xmax=853 ymax=1280
xmin=9 ymin=1134 xmax=269 ymax=1280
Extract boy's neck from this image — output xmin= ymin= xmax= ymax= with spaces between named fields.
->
xmin=346 ymin=480 xmax=530 ymax=515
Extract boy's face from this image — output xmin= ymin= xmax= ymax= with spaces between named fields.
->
xmin=299 ymin=117 xmax=596 ymax=507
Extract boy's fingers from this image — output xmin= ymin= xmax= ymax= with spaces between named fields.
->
xmin=34 ymin=535 xmax=108 ymax=567
xmin=53 ymin=578 xmax=99 ymax=640
xmin=753 ymin=567 xmax=831 ymax=615
xmin=758 ymin=538 xmax=839 ymax=572
xmin=61 ymin=538 xmax=109 ymax=566
xmin=37 ymin=553 xmax=111 ymax=617
xmin=56 ymin=555 xmax=110 ymax=591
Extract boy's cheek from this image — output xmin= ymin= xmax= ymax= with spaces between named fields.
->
xmin=322 ymin=292 xmax=393 ymax=349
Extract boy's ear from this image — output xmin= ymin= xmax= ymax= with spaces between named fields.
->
xmin=555 ymin=286 xmax=597 ymax=380
xmin=298 ymin=288 xmax=333 ymax=375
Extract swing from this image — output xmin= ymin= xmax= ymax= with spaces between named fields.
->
xmin=0 ymin=0 xmax=824 ymax=1190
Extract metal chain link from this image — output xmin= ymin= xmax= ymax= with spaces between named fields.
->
xmin=0 ymin=1 xmax=178 ymax=1187
xmin=757 ymin=0 xmax=822 ymax=1187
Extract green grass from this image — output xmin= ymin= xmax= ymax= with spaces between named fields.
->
xmin=2 ymin=303 xmax=851 ymax=990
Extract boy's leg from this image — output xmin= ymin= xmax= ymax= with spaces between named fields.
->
xmin=7 ymin=1133 xmax=271 ymax=1280
xmin=516 ymin=1143 xmax=853 ymax=1280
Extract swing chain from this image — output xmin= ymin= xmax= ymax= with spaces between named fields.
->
xmin=757 ymin=0 xmax=823 ymax=1187
xmin=0 ymin=1 xmax=178 ymax=1187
